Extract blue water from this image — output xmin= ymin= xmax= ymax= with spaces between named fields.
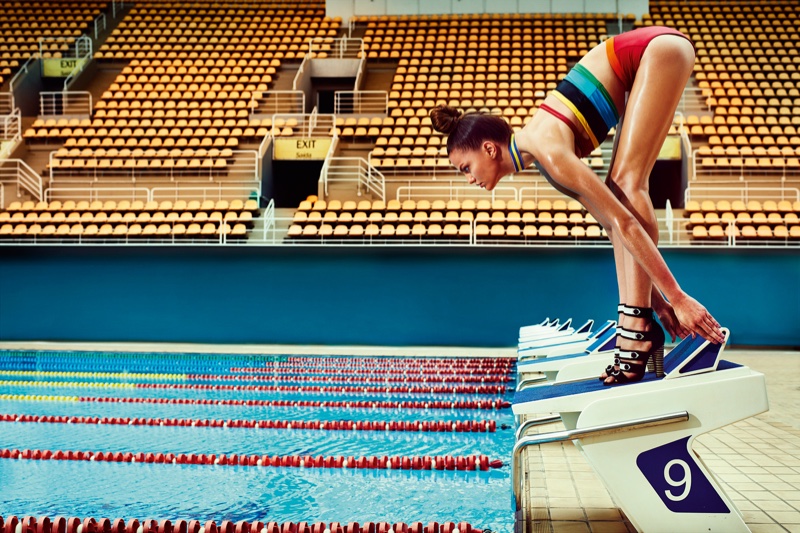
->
xmin=0 ymin=352 xmax=516 ymax=532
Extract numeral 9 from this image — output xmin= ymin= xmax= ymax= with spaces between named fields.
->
xmin=663 ymin=459 xmax=692 ymax=502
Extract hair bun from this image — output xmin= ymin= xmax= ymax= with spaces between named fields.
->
xmin=430 ymin=105 xmax=461 ymax=135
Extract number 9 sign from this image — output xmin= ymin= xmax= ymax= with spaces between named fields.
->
xmin=637 ymin=436 xmax=730 ymax=514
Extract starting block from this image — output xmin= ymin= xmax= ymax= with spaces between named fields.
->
xmin=518 ymin=318 xmax=574 ymax=343
xmin=518 ymin=319 xmax=596 ymax=355
xmin=518 ymin=320 xmax=615 ymax=362
xmin=511 ymin=329 xmax=769 ymax=533
xmin=516 ymin=321 xmax=616 ymax=383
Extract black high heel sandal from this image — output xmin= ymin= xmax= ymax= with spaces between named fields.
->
xmin=602 ymin=305 xmax=665 ymax=385
xmin=599 ymin=303 xmax=626 ymax=381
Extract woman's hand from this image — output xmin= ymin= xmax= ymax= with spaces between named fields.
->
xmin=653 ymin=299 xmax=691 ymax=342
xmin=670 ymin=292 xmax=725 ymax=344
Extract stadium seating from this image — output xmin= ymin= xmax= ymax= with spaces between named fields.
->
xmin=0 ymin=198 xmax=258 ymax=240
xmin=684 ymin=197 xmax=800 ymax=242
xmin=285 ymin=196 xmax=605 ymax=242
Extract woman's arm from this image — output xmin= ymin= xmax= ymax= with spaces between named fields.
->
xmin=536 ymin=145 xmax=724 ymax=343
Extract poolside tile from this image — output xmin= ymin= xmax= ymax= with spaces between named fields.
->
xmin=766 ymin=512 xmax=800 ymax=524
xmin=587 ymin=522 xmax=633 ymax=533
xmin=583 ymin=508 xmax=622 ymax=521
xmin=549 ymin=521 xmax=590 ymax=533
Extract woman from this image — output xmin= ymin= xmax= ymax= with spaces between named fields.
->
xmin=430 ymin=26 xmax=724 ymax=385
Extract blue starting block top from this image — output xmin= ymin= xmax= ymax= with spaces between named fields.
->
xmin=513 ymin=359 xmax=741 ymax=406
xmin=518 ymin=322 xmax=617 ymax=368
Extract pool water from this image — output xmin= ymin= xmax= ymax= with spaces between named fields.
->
xmin=0 ymin=351 xmax=516 ymax=532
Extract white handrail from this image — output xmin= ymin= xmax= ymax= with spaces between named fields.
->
xmin=0 ymin=159 xmax=43 ymax=201
xmin=334 ymin=91 xmax=388 ymax=115
xmin=685 ymin=185 xmax=800 ymax=203
xmin=39 ymin=91 xmax=93 ymax=116
xmin=1 ymin=108 xmax=21 ymax=142
xmin=9 ymin=55 xmax=36 ymax=91
xmin=45 ymin=187 xmax=150 ymax=202
xmin=395 ymin=185 xmax=518 ymax=202
xmin=251 ymin=90 xmax=305 ymax=116
xmin=151 ymin=186 xmax=259 ymax=202
xmin=323 ymin=157 xmax=386 ymax=201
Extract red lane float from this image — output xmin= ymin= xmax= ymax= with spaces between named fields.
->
xmin=74 ymin=396 xmax=512 ymax=410
xmin=0 ymin=517 xmax=477 ymax=533
xmin=141 ymin=382 xmax=507 ymax=394
xmin=216 ymin=373 xmax=512 ymax=384
xmin=0 ymin=414 xmax=498 ymax=433
xmin=0 ymin=448 xmax=502 ymax=471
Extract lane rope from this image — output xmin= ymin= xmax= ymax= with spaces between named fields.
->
xmin=0 ymin=413 xmax=498 ymax=433
xmin=0 ymin=515 xmax=478 ymax=533
xmin=0 ymin=448 xmax=504 ymax=471
xmin=0 ymin=394 xmax=512 ymax=410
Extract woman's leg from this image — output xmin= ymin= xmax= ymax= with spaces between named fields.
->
xmin=605 ymin=35 xmax=695 ymax=382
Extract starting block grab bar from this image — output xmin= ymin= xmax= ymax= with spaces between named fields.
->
xmin=512 ymin=411 xmax=690 ymax=511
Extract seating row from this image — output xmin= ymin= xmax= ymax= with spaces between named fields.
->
xmin=296 ymin=198 xmax=586 ymax=213
xmin=0 ymin=210 xmax=255 ymax=227
xmin=3 ymin=199 xmax=259 ymax=214
xmin=691 ymin=224 xmax=800 ymax=240
xmin=292 ymin=210 xmax=597 ymax=227
xmin=286 ymin=223 xmax=605 ymax=241
xmin=686 ymin=211 xmax=800 ymax=227
xmin=684 ymin=199 xmax=800 ymax=213
xmin=0 ymin=222 xmax=249 ymax=240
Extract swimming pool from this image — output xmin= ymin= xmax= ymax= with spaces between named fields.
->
xmin=0 ymin=351 xmax=516 ymax=533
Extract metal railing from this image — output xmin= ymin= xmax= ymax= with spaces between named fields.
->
xmin=334 ymin=91 xmax=388 ymax=115
xmin=9 ymin=55 xmax=36 ymax=91
xmin=308 ymin=37 xmax=363 ymax=59
xmin=685 ymin=186 xmax=800 ymax=203
xmin=1 ymin=109 xmax=21 ymax=142
xmin=49 ymin=149 xmax=260 ymax=185
xmin=40 ymin=92 xmax=93 ymax=117
xmin=395 ymin=185 xmax=519 ymax=202
xmin=45 ymin=187 xmax=149 ymax=203
xmin=93 ymin=13 xmax=107 ymax=40
xmin=0 ymin=159 xmax=43 ymax=201
xmin=0 ymin=93 xmax=14 ymax=115
xmin=692 ymin=149 xmax=800 ymax=184
xmin=272 ymin=112 xmax=336 ymax=139
xmin=64 ymin=35 xmax=93 ymax=91
xmin=322 ymin=157 xmax=386 ymax=200
xmin=678 ymin=86 xmax=711 ymax=114
xmin=3 ymin=213 xmax=799 ymax=248
xmin=251 ymin=90 xmax=306 ymax=116
xmin=512 ymin=411 xmax=690 ymax=518
xmin=151 ymin=186 xmax=259 ymax=202
xmin=260 ymin=198 xmax=276 ymax=244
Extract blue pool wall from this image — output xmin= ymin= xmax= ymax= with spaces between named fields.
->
xmin=0 ymin=246 xmax=798 ymax=347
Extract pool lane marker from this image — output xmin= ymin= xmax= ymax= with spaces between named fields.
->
xmin=0 ymin=379 xmax=506 ymax=395
xmin=0 ymin=448 xmax=504 ymax=470
xmin=0 ymin=514 xmax=477 ymax=533
xmin=0 ymin=413 xmax=498 ymax=432
xmin=0 ymin=394 xmax=511 ymax=410
xmin=0 ymin=371 xmax=185 ymax=381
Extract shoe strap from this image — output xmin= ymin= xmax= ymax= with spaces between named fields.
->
xmin=619 ymin=304 xmax=654 ymax=320
xmin=618 ymin=326 xmax=661 ymax=342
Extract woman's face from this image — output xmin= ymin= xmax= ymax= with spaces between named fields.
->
xmin=449 ymin=142 xmax=504 ymax=191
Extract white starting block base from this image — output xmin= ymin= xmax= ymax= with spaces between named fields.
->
xmin=512 ymin=332 xmax=769 ymax=533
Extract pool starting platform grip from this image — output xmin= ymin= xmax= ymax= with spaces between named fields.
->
xmin=511 ymin=328 xmax=769 ymax=533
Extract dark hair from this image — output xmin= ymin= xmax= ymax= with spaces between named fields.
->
xmin=429 ymin=105 xmax=513 ymax=154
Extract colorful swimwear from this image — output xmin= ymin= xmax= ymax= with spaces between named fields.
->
xmin=606 ymin=26 xmax=696 ymax=91
xmin=546 ymin=64 xmax=620 ymax=157
xmin=539 ymin=26 xmax=694 ymax=158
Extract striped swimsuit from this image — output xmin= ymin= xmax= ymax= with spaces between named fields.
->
xmin=539 ymin=26 xmax=694 ymax=158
